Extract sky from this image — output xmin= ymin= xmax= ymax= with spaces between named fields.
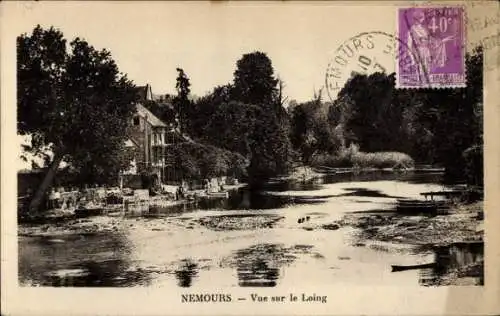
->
xmin=4 ymin=1 xmax=398 ymax=102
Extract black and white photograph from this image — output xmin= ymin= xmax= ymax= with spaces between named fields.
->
xmin=2 ymin=1 xmax=499 ymax=315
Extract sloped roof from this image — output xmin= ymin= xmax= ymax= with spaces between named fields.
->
xmin=135 ymin=84 xmax=153 ymax=102
xmin=165 ymin=129 xmax=195 ymax=143
xmin=124 ymin=138 xmax=139 ymax=148
xmin=136 ymin=103 xmax=167 ymax=127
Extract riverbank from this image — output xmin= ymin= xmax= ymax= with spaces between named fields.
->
xmin=336 ymin=201 xmax=484 ymax=285
xmin=19 ymin=182 xmax=248 ymax=223
xmin=274 ymin=164 xmax=421 ymax=183
xmin=19 ymin=216 xmax=124 ymax=237
xmin=275 ymin=166 xmax=324 ymax=182
xmin=339 ymin=201 xmax=483 ymax=246
xmin=19 ymin=171 xmax=483 ymax=288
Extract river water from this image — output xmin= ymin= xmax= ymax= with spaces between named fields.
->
xmin=18 ymin=171 xmax=483 ymax=287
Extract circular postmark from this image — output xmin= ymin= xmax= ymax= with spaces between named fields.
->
xmin=325 ymin=31 xmax=423 ymax=101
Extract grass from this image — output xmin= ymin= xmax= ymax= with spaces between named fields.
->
xmin=311 ymin=144 xmax=415 ymax=170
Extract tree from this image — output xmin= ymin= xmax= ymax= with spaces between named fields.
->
xmin=201 ymin=101 xmax=260 ymax=158
xmin=143 ymin=99 xmax=176 ymax=128
xmin=183 ymin=52 xmax=292 ymax=185
xmin=290 ymin=97 xmax=337 ymax=165
xmin=17 ymin=25 xmax=138 ymax=213
xmin=276 ymin=76 xmax=289 ymax=107
xmin=336 ymin=72 xmax=406 ymax=153
xmin=231 ymin=51 xmax=279 ymax=108
xmin=168 ymin=142 xmax=248 ymax=180
xmin=248 ymin=106 xmax=292 ymax=184
xmin=187 ymin=84 xmax=232 ymax=139
xmin=430 ymin=47 xmax=483 ymax=182
xmin=328 ymin=47 xmax=483 ymax=184
xmin=173 ymin=67 xmax=192 ymax=133
xmin=199 ymin=101 xmax=291 ymax=185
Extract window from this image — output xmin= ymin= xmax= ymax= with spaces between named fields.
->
xmin=133 ymin=116 xmax=140 ymax=126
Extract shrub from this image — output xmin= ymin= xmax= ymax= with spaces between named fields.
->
xmin=463 ymin=144 xmax=483 ymax=187
xmin=169 ymin=142 xmax=249 ymax=180
xmin=310 ymin=144 xmax=414 ymax=170
xmin=352 ymin=151 xmax=414 ymax=169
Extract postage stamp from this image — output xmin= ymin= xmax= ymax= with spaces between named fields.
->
xmin=397 ymin=6 xmax=466 ymax=88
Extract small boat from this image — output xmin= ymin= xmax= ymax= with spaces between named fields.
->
xmin=396 ymin=199 xmax=449 ymax=215
xmin=206 ymin=191 xmax=230 ymax=198
xmin=74 ymin=204 xmax=106 ymax=217
xmin=391 ymin=262 xmax=435 ymax=272
xmin=397 ymin=199 xmax=447 ymax=205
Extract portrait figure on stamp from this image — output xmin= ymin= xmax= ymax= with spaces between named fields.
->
xmin=407 ymin=10 xmax=454 ymax=75
xmin=398 ymin=6 xmax=466 ymax=88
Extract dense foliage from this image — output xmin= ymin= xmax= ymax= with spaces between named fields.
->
xmin=19 ymin=23 xmax=483 ymax=206
xmin=324 ymin=47 xmax=484 ymax=184
xmin=181 ymin=52 xmax=293 ymax=185
xmin=289 ymin=94 xmax=338 ymax=165
xmin=173 ymin=68 xmax=192 ymax=133
xmin=167 ymin=143 xmax=248 ymax=180
xmin=170 ymin=48 xmax=482 ymax=186
xmin=18 ymin=25 xmax=138 ymax=212
xmin=310 ymin=144 xmax=414 ymax=169
xmin=231 ymin=51 xmax=279 ymax=107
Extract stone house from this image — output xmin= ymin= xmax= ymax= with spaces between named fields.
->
xmin=123 ymin=84 xmax=190 ymax=183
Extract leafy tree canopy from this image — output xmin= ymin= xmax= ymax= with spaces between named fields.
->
xmin=173 ymin=67 xmax=192 ymax=133
xmin=169 ymin=142 xmax=248 ymax=180
xmin=325 ymin=47 xmax=483 ymax=184
xmin=231 ymin=51 xmax=279 ymax=108
xmin=290 ymin=98 xmax=338 ymax=164
xmin=18 ymin=25 xmax=138 ymax=212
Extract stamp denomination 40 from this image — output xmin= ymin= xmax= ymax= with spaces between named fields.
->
xmin=398 ymin=6 xmax=466 ymax=88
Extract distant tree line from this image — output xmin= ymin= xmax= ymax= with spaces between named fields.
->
xmin=289 ymin=47 xmax=483 ymax=185
xmin=147 ymin=51 xmax=293 ymax=187
xmin=145 ymin=48 xmax=483 ymax=186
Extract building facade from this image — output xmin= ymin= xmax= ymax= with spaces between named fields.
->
xmin=124 ymin=85 xmax=168 ymax=181
xmin=124 ymin=85 xmax=189 ymax=183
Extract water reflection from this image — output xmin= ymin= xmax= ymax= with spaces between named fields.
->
xmin=227 ymin=243 xmax=314 ymax=287
xmin=126 ymin=171 xmax=443 ymax=218
xmin=19 ymin=233 xmax=151 ymax=287
xmin=336 ymin=188 xmax=404 ymax=198
xmin=321 ymin=170 xmax=444 ymax=185
xmin=237 ymin=258 xmax=280 ymax=287
xmin=41 ymin=259 xmax=151 ymax=287
xmin=175 ymin=259 xmax=199 ymax=287
xmin=233 ymin=244 xmax=288 ymax=287
xmin=19 ymin=171 xmax=457 ymax=288
xmin=138 ymin=188 xmax=330 ymax=218
xmin=261 ymin=179 xmax=323 ymax=192
xmin=419 ymin=242 xmax=484 ymax=286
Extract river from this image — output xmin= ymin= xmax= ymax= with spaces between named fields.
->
xmin=18 ymin=170 xmax=483 ymax=287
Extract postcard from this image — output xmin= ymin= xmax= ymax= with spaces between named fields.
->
xmin=1 ymin=1 xmax=499 ymax=315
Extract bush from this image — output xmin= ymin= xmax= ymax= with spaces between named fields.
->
xmin=169 ymin=142 xmax=249 ymax=180
xmin=310 ymin=144 xmax=414 ymax=169
xmin=463 ymin=144 xmax=483 ymax=187
xmin=353 ymin=151 xmax=414 ymax=169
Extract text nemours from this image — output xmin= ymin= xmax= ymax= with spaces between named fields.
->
xmin=181 ymin=293 xmax=327 ymax=303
